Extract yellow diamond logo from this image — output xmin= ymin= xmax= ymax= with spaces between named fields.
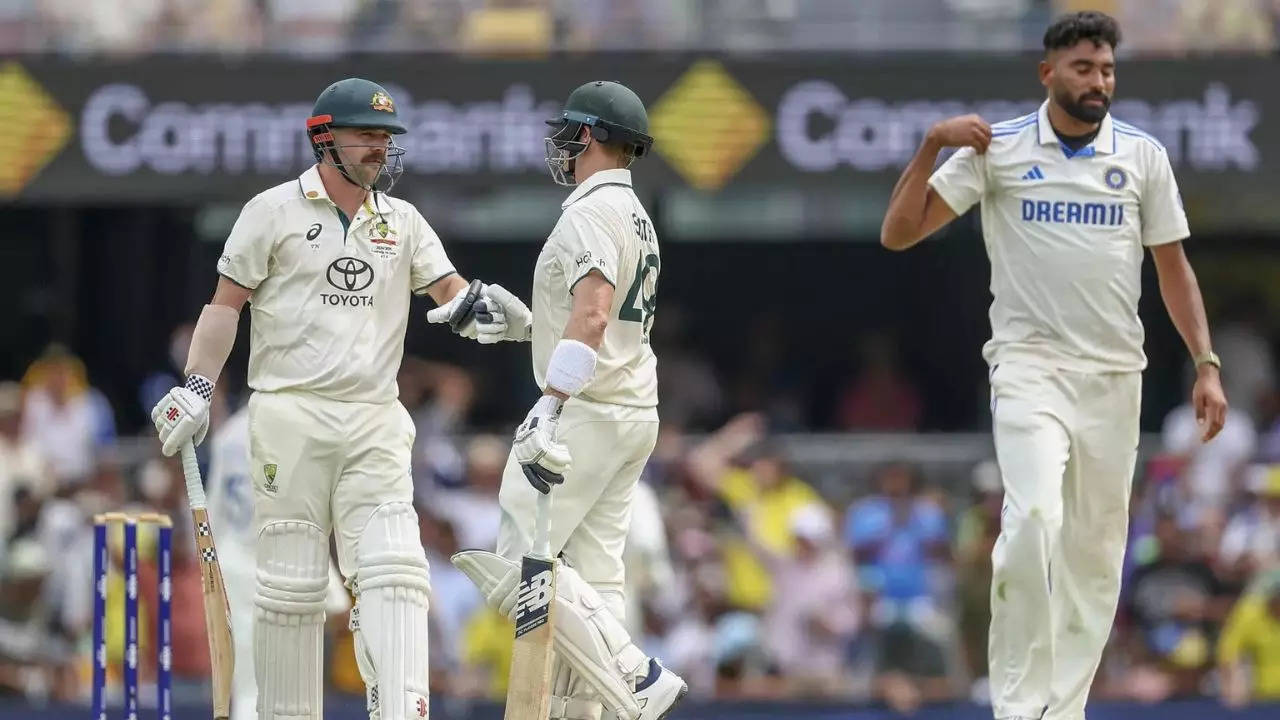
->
xmin=649 ymin=60 xmax=770 ymax=191
xmin=0 ymin=62 xmax=72 ymax=198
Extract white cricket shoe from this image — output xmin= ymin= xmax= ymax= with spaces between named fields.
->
xmin=633 ymin=658 xmax=687 ymax=720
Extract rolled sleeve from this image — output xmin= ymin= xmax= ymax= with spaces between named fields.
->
xmin=927 ymin=146 xmax=986 ymax=216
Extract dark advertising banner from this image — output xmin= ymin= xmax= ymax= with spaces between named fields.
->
xmin=4 ymin=55 xmax=1276 ymax=233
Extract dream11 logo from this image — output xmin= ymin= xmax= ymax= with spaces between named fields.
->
xmin=775 ymin=82 xmax=1260 ymax=174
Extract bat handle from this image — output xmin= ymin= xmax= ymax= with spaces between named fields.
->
xmin=534 ymin=491 xmax=551 ymax=561
xmin=180 ymin=441 xmax=207 ymax=510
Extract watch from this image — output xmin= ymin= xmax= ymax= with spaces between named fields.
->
xmin=1193 ymin=350 xmax=1221 ymax=370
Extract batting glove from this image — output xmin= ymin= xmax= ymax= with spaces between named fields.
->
xmin=426 ymin=282 xmax=484 ymax=340
xmin=150 ymin=375 xmax=213 ymax=457
xmin=474 ymin=284 xmax=532 ymax=344
xmin=512 ymin=396 xmax=571 ymax=494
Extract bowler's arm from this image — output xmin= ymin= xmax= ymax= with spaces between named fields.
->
xmin=1150 ymin=241 xmax=1227 ymax=440
xmin=880 ymin=138 xmax=959 ymax=251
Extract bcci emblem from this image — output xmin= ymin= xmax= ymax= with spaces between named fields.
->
xmin=263 ymin=463 xmax=278 ymax=493
xmin=371 ymin=91 xmax=395 ymax=113
xmin=1104 ymin=167 xmax=1127 ymax=190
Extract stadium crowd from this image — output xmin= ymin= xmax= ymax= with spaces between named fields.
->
xmin=2 ymin=0 xmax=1279 ymax=55
xmin=0 ymin=300 xmax=1278 ymax=712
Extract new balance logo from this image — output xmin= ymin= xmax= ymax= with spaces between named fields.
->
xmin=515 ymin=570 xmax=553 ymax=617
xmin=1021 ymin=166 xmax=1045 ymax=180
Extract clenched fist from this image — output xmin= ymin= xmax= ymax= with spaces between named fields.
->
xmin=927 ymin=114 xmax=993 ymax=154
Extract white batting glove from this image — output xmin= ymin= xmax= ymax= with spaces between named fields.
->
xmin=425 ymin=282 xmax=483 ymax=340
xmin=150 ymin=375 xmax=213 ymax=457
xmin=512 ymin=396 xmax=571 ymax=494
xmin=474 ymin=285 xmax=532 ymax=344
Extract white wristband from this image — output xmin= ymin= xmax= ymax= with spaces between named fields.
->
xmin=545 ymin=339 xmax=597 ymax=397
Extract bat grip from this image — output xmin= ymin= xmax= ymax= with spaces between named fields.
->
xmin=180 ymin=442 xmax=207 ymax=510
xmin=534 ymin=491 xmax=551 ymax=560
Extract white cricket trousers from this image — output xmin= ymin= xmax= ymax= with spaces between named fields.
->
xmin=247 ymin=390 xmax=416 ymax=579
xmin=988 ymin=362 xmax=1141 ymax=720
xmin=496 ymin=397 xmax=659 ymax=609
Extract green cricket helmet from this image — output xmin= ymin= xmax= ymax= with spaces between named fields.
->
xmin=306 ymin=78 xmax=407 ymax=192
xmin=545 ymin=80 xmax=653 ymax=186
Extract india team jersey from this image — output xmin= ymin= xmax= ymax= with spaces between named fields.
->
xmin=929 ymin=100 xmax=1190 ymax=373
xmin=218 ymin=166 xmax=456 ymax=403
xmin=532 ymin=168 xmax=660 ymax=408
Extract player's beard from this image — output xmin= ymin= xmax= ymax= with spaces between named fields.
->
xmin=1055 ymin=86 xmax=1111 ymax=124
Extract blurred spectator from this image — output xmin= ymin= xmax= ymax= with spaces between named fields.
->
xmin=652 ymin=307 xmax=725 ymax=433
xmin=688 ymin=414 xmax=823 ymax=612
xmin=623 ymin=478 xmax=678 ymax=640
xmin=0 ymin=382 xmax=50 ymax=562
xmin=833 ymin=334 xmax=923 ymax=432
xmin=429 ymin=434 xmax=505 ymax=552
xmin=20 ymin=345 xmax=115 ymax=492
xmin=1120 ymin=512 xmax=1230 ymax=701
xmin=1218 ymin=570 xmax=1280 ymax=707
xmin=459 ymin=0 xmax=552 ymax=53
xmin=0 ymin=537 xmax=71 ymax=701
xmin=746 ymin=503 xmax=860 ymax=698
xmin=954 ymin=460 xmax=1003 ymax=693
xmin=1209 ymin=294 xmax=1277 ymax=424
xmin=845 ymin=462 xmax=954 ymax=712
xmin=1218 ymin=465 xmax=1280 ymax=584
xmin=846 ymin=463 xmax=949 ymax=609
xmin=1160 ymin=396 xmax=1256 ymax=521
xmin=419 ymin=509 xmax=484 ymax=695
xmin=401 ymin=357 xmax=475 ymax=492
xmin=263 ymin=0 xmax=361 ymax=55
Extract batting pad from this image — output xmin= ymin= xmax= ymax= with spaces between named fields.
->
xmin=452 ymin=550 xmax=648 ymax=720
xmin=353 ymin=502 xmax=432 ymax=719
xmin=254 ymin=520 xmax=328 ymax=719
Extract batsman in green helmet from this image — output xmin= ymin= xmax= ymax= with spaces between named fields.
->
xmin=151 ymin=77 xmax=534 ymax=720
xmin=450 ymin=81 xmax=688 ymax=720
xmin=305 ymin=77 xmax=408 ymax=193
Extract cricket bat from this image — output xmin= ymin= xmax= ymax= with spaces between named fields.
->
xmin=504 ymin=490 xmax=557 ymax=720
xmin=180 ymin=442 xmax=235 ymax=720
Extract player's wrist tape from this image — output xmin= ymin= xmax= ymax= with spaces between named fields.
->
xmin=545 ymin=339 xmax=597 ymax=397
xmin=184 ymin=303 xmax=239 ymax=382
xmin=184 ymin=374 xmax=215 ymax=402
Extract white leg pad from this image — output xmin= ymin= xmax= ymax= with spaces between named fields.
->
xmin=452 ymin=550 xmax=647 ymax=720
xmin=255 ymin=521 xmax=329 ymax=720
xmin=353 ymin=502 xmax=432 ymax=720
xmin=550 ymin=656 xmax=604 ymax=720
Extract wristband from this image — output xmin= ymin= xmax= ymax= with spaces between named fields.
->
xmin=545 ymin=339 xmax=597 ymax=397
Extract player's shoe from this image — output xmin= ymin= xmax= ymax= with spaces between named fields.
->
xmin=633 ymin=658 xmax=687 ymax=720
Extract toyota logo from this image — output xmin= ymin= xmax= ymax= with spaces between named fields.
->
xmin=326 ymin=257 xmax=374 ymax=292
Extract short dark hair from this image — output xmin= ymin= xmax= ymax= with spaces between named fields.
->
xmin=1043 ymin=11 xmax=1121 ymax=53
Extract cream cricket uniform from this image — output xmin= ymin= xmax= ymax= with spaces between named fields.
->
xmin=205 ymin=407 xmax=352 ymax=720
xmin=929 ymin=101 xmax=1189 ymax=720
xmin=218 ymin=165 xmax=454 ymax=574
xmin=218 ymin=164 xmax=453 ymax=718
xmin=496 ymin=168 xmax=661 ymax=608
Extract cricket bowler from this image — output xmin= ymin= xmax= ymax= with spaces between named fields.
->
xmin=447 ymin=81 xmax=689 ymax=720
xmin=150 ymin=78 xmax=524 ymax=720
xmin=881 ymin=11 xmax=1229 ymax=720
